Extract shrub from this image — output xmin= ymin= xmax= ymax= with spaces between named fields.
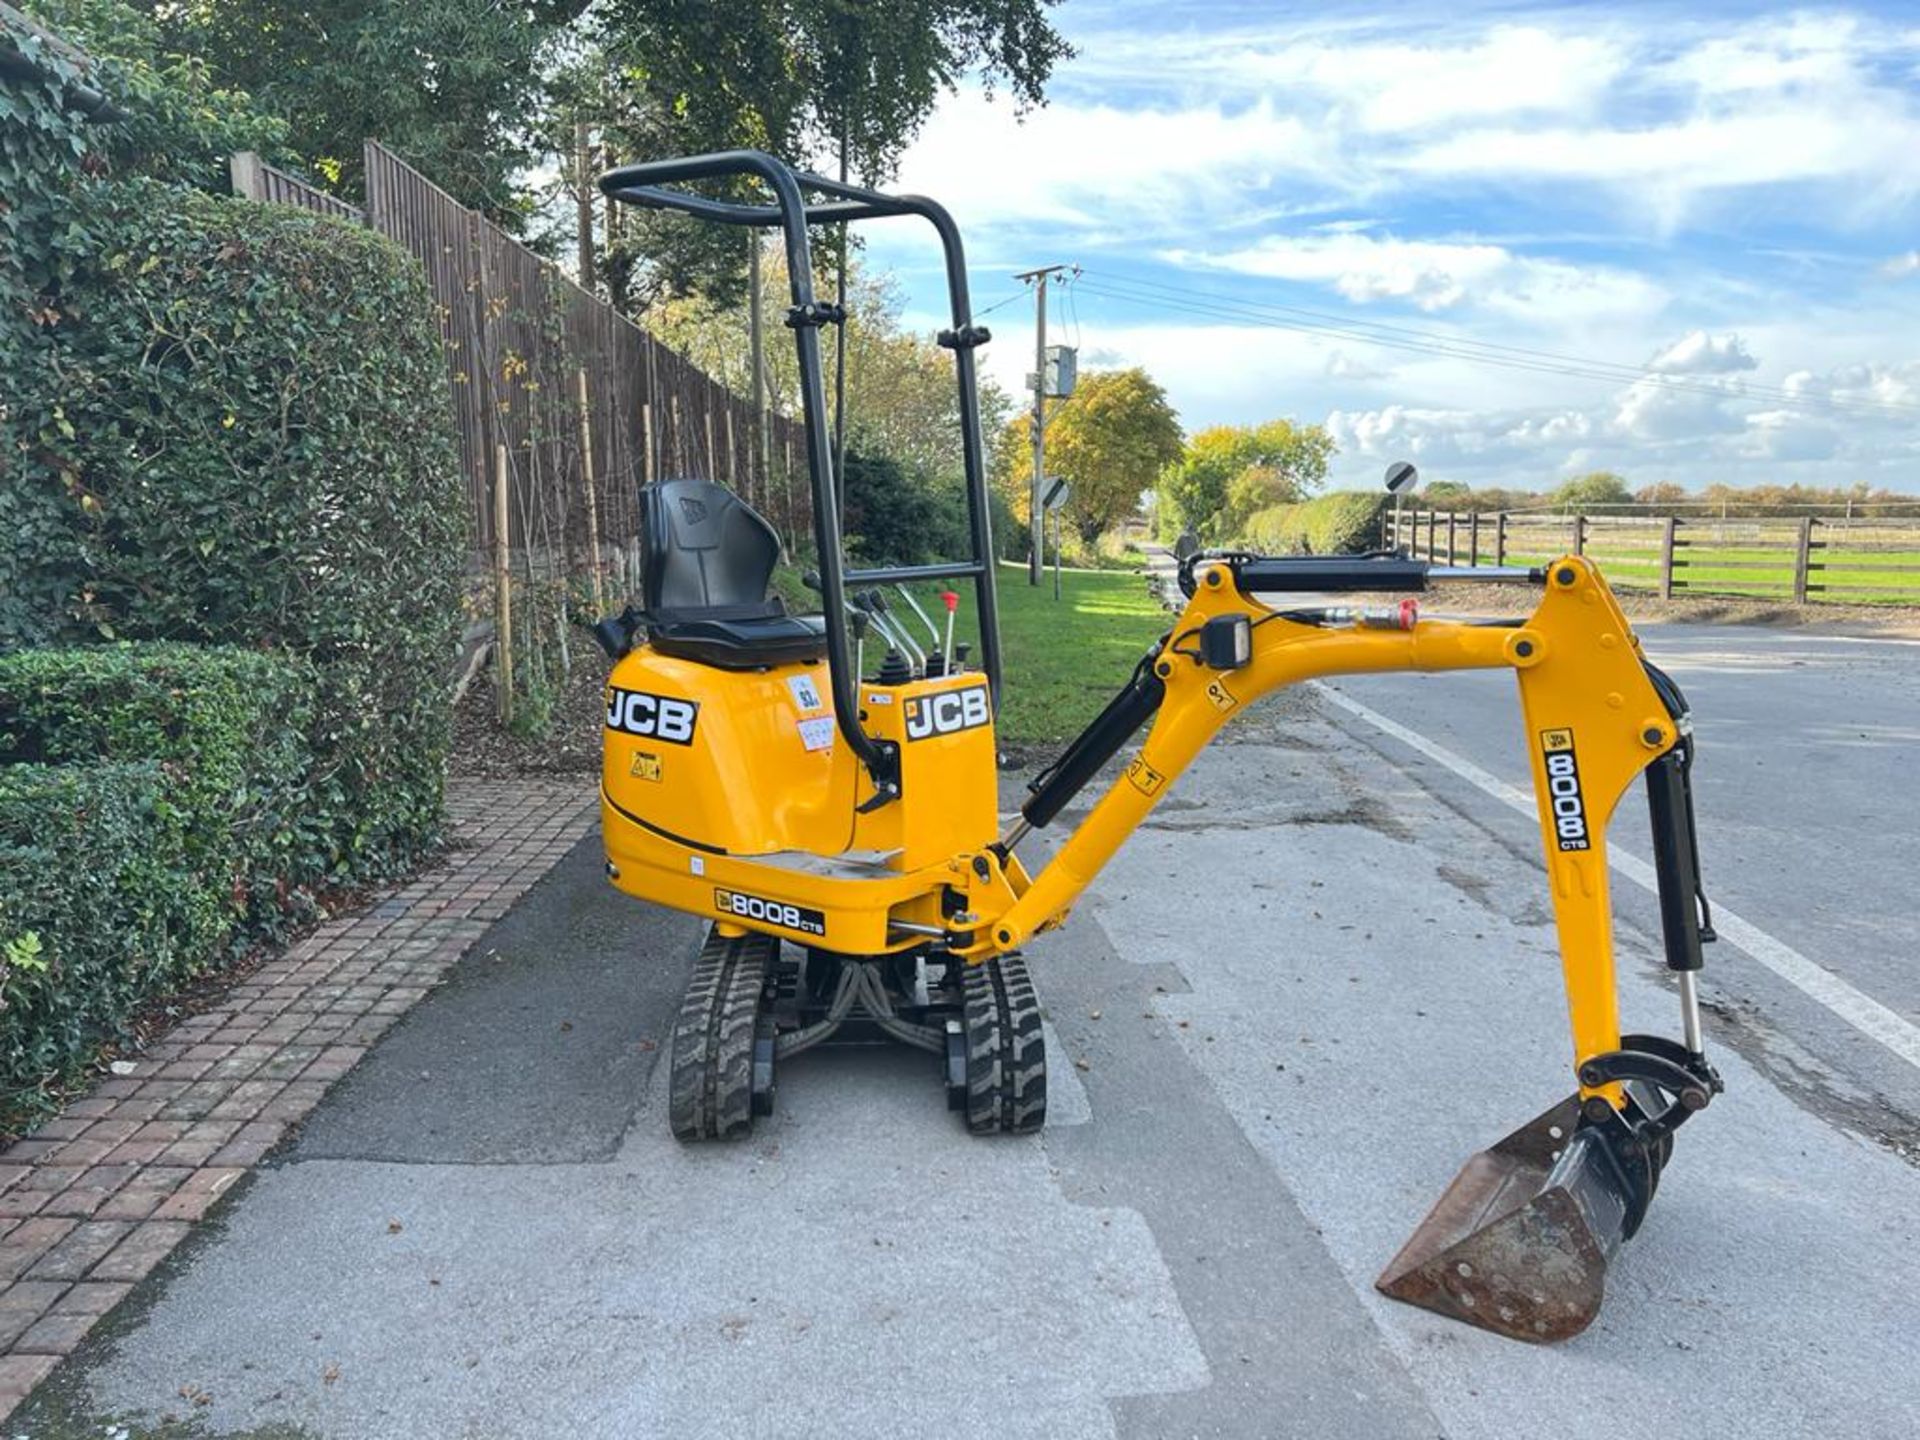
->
xmin=0 ymin=643 xmax=317 ymax=946
xmin=842 ymin=447 xmax=976 ymax=567
xmin=19 ymin=179 xmax=466 ymax=881
xmin=0 ymin=760 xmax=182 ymax=1120
xmin=1243 ymin=491 xmax=1389 ymax=555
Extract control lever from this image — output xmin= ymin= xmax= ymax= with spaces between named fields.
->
xmin=894 ymin=586 xmax=943 ymax=650
xmin=940 ymin=590 xmax=959 ymax=673
xmin=848 ymin=607 xmax=870 ymax=680
xmin=850 ymin=593 xmax=913 ymax=675
xmin=865 ymin=590 xmax=926 ymax=672
xmin=850 ymin=591 xmax=899 ymax=651
xmin=894 ymin=586 xmax=944 ymax=675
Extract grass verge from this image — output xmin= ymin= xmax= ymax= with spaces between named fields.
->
xmin=930 ymin=563 xmax=1168 ymax=750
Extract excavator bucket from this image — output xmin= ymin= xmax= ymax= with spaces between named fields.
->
xmin=1376 ymin=1091 xmax=1658 ymax=1343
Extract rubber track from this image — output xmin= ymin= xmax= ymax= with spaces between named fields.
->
xmin=669 ymin=927 xmax=772 ymax=1141
xmin=962 ymin=953 xmax=1047 ymax=1134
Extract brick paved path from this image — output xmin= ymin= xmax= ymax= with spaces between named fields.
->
xmin=0 ymin=779 xmax=596 ymax=1416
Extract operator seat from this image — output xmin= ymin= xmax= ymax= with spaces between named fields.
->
xmin=637 ymin=478 xmax=825 ymax=670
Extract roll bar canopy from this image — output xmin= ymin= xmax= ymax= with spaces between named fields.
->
xmin=600 ymin=151 xmax=1002 ymax=795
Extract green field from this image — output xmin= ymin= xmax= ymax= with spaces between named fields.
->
xmin=893 ymin=564 xmax=1166 ymax=747
xmin=1497 ymin=543 xmax=1920 ymax=602
xmin=991 ymin=565 xmax=1167 ymax=744
xmin=1403 ymin=517 xmax=1920 ymax=603
xmin=775 ymin=561 xmax=1169 ymax=745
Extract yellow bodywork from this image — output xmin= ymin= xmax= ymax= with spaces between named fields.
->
xmin=603 ymin=554 xmax=1673 ymax=1111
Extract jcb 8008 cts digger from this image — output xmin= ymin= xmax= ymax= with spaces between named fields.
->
xmin=589 ymin=152 xmax=1723 ymax=1344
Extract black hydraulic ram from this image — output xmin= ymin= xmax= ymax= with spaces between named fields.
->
xmin=1015 ymin=650 xmax=1168 ymax=836
xmin=1641 ymin=659 xmax=1716 ymax=1051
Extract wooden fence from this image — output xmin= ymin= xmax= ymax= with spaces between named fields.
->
xmin=232 ymin=144 xmax=808 ymax=584
xmin=1387 ymin=508 xmax=1920 ymax=604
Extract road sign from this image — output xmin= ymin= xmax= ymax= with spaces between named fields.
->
xmin=1042 ymin=476 xmax=1071 ymax=511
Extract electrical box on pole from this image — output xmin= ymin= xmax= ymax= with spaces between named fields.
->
xmin=1044 ymin=345 xmax=1077 ymax=399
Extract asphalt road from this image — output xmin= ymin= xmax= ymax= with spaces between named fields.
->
xmin=1318 ymin=620 xmax=1920 ymax=1127
xmin=19 ymin=619 xmax=1920 ymax=1439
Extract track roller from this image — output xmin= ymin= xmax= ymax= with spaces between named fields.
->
xmin=960 ymin=952 xmax=1047 ymax=1135
xmin=669 ymin=926 xmax=776 ymax=1141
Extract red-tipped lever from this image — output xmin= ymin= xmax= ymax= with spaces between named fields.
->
xmin=940 ymin=590 xmax=959 ymax=671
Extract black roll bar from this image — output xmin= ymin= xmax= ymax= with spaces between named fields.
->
xmin=600 ymin=151 xmax=1003 ymax=795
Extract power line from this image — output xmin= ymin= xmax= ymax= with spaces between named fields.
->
xmin=1073 ymin=268 xmax=1920 ymax=422
xmin=969 ymin=288 xmax=1028 ymax=321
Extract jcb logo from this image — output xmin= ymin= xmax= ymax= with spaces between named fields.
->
xmin=714 ymin=888 xmax=826 ymax=937
xmin=605 ymin=687 xmax=699 ymax=744
xmin=1540 ymin=729 xmax=1590 ymax=851
xmin=904 ymin=683 xmax=991 ymax=742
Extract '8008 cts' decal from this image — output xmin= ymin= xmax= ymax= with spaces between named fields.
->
xmin=605 ymin=687 xmax=699 ymax=744
xmin=1539 ymin=727 xmax=1590 ymax=851
xmin=904 ymin=682 xmax=991 ymax=741
xmin=714 ymin=888 xmax=827 ymax=937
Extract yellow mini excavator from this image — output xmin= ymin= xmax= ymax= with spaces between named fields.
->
xmin=589 ymin=152 xmax=1723 ymax=1344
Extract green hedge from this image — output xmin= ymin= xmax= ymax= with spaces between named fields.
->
xmin=0 ymin=643 xmax=317 ymax=943
xmin=0 ymin=760 xmax=182 ymax=1116
xmin=0 ymin=644 xmax=315 ymax=1122
xmin=1243 ymin=491 xmax=1389 ymax=555
xmin=17 ymin=179 xmax=466 ymax=881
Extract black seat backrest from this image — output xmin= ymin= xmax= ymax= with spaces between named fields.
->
xmin=640 ymin=479 xmax=782 ymax=618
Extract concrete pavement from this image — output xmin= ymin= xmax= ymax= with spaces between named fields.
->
xmin=16 ymin=637 xmax=1920 ymax=1438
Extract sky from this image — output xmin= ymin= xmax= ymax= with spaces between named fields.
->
xmin=859 ymin=1 xmax=1920 ymax=495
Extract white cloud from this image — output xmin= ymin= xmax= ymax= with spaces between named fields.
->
xmin=1167 ymin=230 xmax=1668 ymax=323
xmin=1325 ymin=349 xmax=1393 ymax=382
xmin=1211 ymin=25 xmax=1629 ymax=135
xmin=875 ymin=7 xmax=1920 ymax=492
xmin=1324 ymin=351 xmax=1920 ymax=489
xmin=1742 ymin=410 xmax=1840 ymax=462
xmin=1611 ymin=377 xmax=1748 ymax=442
xmin=1782 ymin=360 xmax=1920 ymax=409
xmin=1647 ymin=331 xmax=1759 ymax=375
xmin=891 ymin=89 xmax=1337 ymax=234
xmin=984 ymin=9 xmax=1920 ymax=230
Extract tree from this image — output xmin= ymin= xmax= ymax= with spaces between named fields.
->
xmin=1635 ymin=481 xmax=1688 ymax=506
xmin=137 ymin=0 xmax=567 ymax=220
xmin=25 ymin=0 xmax=291 ymax=192
xmin=1158 ymin=418 xmax=1335 ymax=543
xmin=1553 ymin=470 xmax=1632 ymax=511
xmin=998 ymin=369 xmax=1183 ymax=545
xmin=575 ymin=0 xmax=1071 ymax=303
xmin=647 ymin=245 xmax=1011 ymax=484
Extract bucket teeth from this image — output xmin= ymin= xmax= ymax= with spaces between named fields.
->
xmin=1376 ymin=1096 xmax=1638 ymax=1343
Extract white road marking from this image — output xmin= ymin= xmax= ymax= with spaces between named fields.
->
xmin=1313 ymin=680 xmax=1920 ymax=1073
xmin=1641 ymin=627 xmax=1920 ymax=649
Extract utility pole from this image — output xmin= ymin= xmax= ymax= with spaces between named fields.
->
xmin=1017 ymin=264 xmax=1066 ymax=585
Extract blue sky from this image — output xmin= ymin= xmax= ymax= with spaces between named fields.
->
xmin=861 ymin=1 xmax=1920 ymax=494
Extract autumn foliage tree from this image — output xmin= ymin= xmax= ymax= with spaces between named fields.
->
xmin=1157 ymin=418 xmax=1335 ymax=543
xmin=997 ymin=368 xmax=1184 ymax=546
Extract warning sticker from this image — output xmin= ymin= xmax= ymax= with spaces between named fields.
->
xmin=797 ymin=716 xmax=836 ymax=752
xmin=629 ymin=751 xmax=663 ymax=782
xmin=1205 ymin=679 xmax=1238 ymax=713
xmin=1126 ymin=757 xmax=1167 ymax=797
